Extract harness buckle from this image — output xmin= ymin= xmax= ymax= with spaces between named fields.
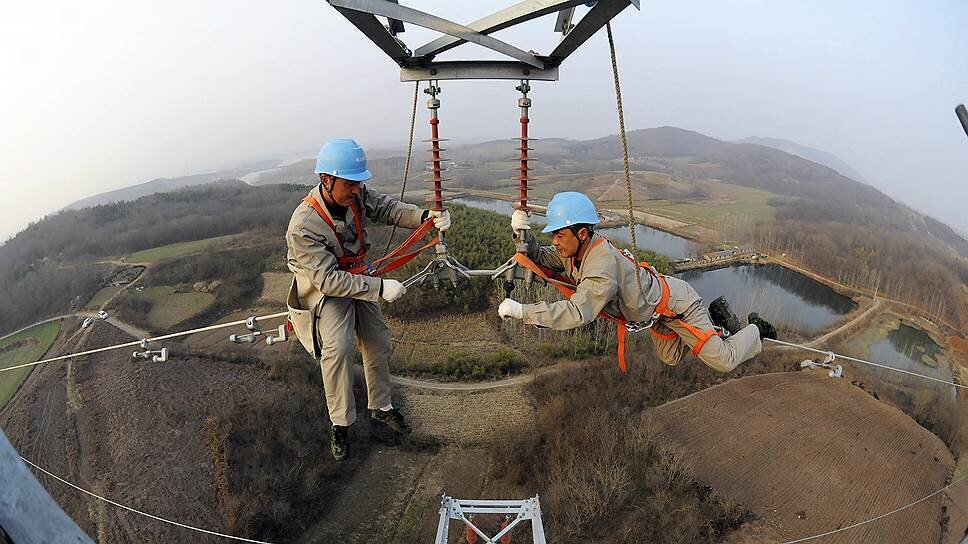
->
xmin=624 ymin=317 xmax=656 ymax=333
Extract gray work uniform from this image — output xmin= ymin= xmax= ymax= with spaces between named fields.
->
xmin=521 ymin=232 xmax=761 ymax=372
xmin=285 ymin=184 xmax=424 ymax=426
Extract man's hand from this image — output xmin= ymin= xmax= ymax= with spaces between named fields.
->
xmin=511 ymin=209 xmax=530 ymax=231
xmin=498 ymin=298 xmax=523 ymax=320
xmin=429 ymin=210 xmax=451 ymax=231
xmin=381 ymin=279 xmax=407 ymax=303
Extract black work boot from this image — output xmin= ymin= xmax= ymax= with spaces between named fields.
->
xmin=709 ymin=296 xmax=741 ymax=335
xmin=748 ymin=313 xmax=778 ymax=340
xmin=330 ymin=425 xmax=349 ymax=462
xmin=370 ymin=408 xmax=412 ymax=434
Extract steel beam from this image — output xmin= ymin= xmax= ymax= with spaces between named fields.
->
xmin=400 ymin=61 xmax=558 ymax=82
xmin=330 ymin=0 xmax=544 ymax=68
xmin=414 ymin=0 xmax=589 ymax=58
xmin=331 ymin=6 xmax=410 ymax=64
xmin=548 ymin=0 xmax=634 ymax=61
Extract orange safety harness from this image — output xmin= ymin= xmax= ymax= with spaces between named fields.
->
xmin=303 ymin=195 xmax=439 ymax=277
xmin=512 ymin=238 xmax=721 ymax=373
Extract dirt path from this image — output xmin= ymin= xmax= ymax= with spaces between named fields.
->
xmin=805 ymin=298 xmax=882 ymax=348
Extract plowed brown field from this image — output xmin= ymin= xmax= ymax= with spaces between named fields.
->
xmin=652 ymin=371 xmax=955 ymax=543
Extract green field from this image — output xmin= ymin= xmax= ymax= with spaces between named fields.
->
xmin=0 ymin=321 xmax=61 ymax=409
xmin=139 ymin=286 xmax=216 ymax=330
xmin=127 ymin=234 xmax=240 ymax=263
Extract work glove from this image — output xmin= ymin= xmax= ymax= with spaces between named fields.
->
xmin=381 ymin=279 xmax=407 ymax=303
xmin=510 ymin=209 xmax=531 ymax=231
xmin=429 ymin=209 xmax=451 ymax=231
xmin=498 ymin=298 xmax=523 ymax=320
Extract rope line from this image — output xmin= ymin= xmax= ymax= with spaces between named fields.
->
xmin=605 ymin=22 xmax=650 ymax=305
xmin=0 ymin=312 xmax=288 ymax=374
xmin=764 ymin=337 xmax=966 ymax=389
xmin=20 ymin=457 xmax=275 ymax=544
xmin=779 ymin=474 xmax=967 ymax=543
xmin=383 ymin=80 xmax=421 ymax=259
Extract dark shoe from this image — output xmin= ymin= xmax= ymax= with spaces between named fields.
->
xmin=709 ymin=296 xmax=741 ymax=335
xmin=370 ymin=408 xmax=411 ymax=434
xmin=748 ymin=313 xmax=777 ymax=340
xmin=330 ymin=425 xmax=349 ymax=462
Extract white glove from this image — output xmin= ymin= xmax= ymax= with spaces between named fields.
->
xmin=381 ymin=279 xmax=407 ymax=303
xmin=510 ymin=209 xmax=531 ymax=231
xmin=429 ymin=209 xmax=451 ymax=231
xmin=498 ymin=298 xmax=523 ymax=320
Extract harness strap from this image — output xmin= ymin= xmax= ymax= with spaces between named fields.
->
xmin=513 ymin=237 xmax=722 ymax=371
xmin=512 ymin=244 xmax=631 ymax=373
xmin=303 ymin=194 xmax=438 ymax=276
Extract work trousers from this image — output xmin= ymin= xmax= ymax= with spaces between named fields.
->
xmin=649 ymin=276 xmax=762 ymax=373
xmin=315 ymin=297 xmax=393 ymax=427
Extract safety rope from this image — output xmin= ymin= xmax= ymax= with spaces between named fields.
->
xmin=764 ymin=337 xmax=966 ymax=389
xmin=0 ymin=312 xmax=288 ymax=374
xmin=383 ymin=80 xmax=421 ymax=259
xmin=605 ymin=22 xmax=649 ymax=305
xmin=778 ymin=473 xmax=967 ymax=543
xmin=20 ymin=457 xmax=274 ymax=543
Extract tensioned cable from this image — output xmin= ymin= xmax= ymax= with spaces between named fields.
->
xmin=0 ymin=312 xmax=288 ymax=374
xmin=383 ymin=80 xmax=421 ymax=259
xmin=20 ymin=457 xmax=275 ymax=544
xmin=763 ymin=337 xmax=966 ymax=389
xmin=778 ymin=473 xmax=968 ymax=543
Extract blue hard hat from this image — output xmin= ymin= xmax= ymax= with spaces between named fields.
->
xmin=314 ymin=138 xmax=372 ymax=182
xmin=542 ymin=192 xmax=600 ymax=233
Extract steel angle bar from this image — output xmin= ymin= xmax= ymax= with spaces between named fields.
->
xmin=329 ymin=5 xmax=410 ymax=63
xmin=401 ymin=61 xmax=558 ymax=81
xmin=548 ymin=0 xmax=636 ymax=61
xmin=554 ymin=7 xmax=576 ymax=35
xmin=329 ymin=0 xmax=544 ymax=68
xmin=415 ymin=0 xmax=589 ymax=58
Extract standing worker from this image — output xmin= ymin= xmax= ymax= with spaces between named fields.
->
xmin=286 ymin=138 xmax=450 ymax=461
xmin=499 ymin=192 xmax=776 ymax=373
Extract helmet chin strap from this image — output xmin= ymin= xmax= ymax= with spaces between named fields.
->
xmin=321 ymin=175 xmax=338 ymax=205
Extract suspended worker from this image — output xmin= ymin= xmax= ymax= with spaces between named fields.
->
xmin=499 ymin=192 xmax=776 ymax=373
xmin=285 ymin=138 xmax=450 ymax=461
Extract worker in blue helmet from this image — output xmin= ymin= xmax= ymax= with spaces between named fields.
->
xmin=285 ymin=138 xmax=450 ymax=461
xmin=500 ymin=191 xmax=776 ymax=373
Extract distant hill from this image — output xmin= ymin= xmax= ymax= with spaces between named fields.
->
xmin=736 ymin=136 xmax=867 ymax=183
xmin=62 ymin=159 xmax=279 ymax=210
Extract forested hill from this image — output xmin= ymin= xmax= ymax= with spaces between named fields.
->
xmin=0 ymin=182 xmax=310 ymax=336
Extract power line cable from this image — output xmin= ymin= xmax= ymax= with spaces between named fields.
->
xmin=778 ymin=474 xmax=967 ymax=543
xmin=0 ymin=312 xmax=288 ymax=374
xmin=763 ymin=337 xmax=966 ymax=390
xmin=20 ymin=457 xmax=275 ymax=544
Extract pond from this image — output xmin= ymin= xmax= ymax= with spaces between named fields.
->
xmin=677 ymin=264 xmax=856 ymax=335
xmin=865 ymin=322 xmax=953 ymax=394
xmin=453 ymin=197 xmax=698 ymax=258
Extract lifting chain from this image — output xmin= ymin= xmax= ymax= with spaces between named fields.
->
xmin=382 ymin=80 xmax=420 ymax=258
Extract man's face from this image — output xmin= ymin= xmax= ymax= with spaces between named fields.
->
xmin=552 ymin=227 xmax=588 ymax=259
xmin=321 ymin=174 xmax=361 ymax=207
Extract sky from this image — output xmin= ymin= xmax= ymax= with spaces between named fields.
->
xmin=2 ymin=0 xmax=967 ymax=242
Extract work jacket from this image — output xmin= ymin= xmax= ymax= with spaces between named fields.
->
xmin=522 ymin=232 xmax=666 ymax=330
xmin=285 ymin=183 xmax=424 ymax=356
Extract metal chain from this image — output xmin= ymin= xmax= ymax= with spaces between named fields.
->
xmin=605 ymin=22 xmax=649 ymax=301
xmin=382 ymin=80 xmax=421 ymax=258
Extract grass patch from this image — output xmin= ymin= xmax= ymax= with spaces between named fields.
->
xmin=402 ymin=346 xmax=525 ymax=381
xmin=0 ymin=321 xmax=61 ymax=409
xmin=138 ymin=286 xmax=216 ymax=331
xmin=127 ymin=234 xmax=240 ymax=263
xmin=643 ymin=181 xmax=776 ymax=230
xmin=86 ymin=285 xmax=124 ymax=308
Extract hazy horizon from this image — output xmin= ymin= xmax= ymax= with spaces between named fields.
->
xmin=3 ymin=0 xmax=967 ymax=242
